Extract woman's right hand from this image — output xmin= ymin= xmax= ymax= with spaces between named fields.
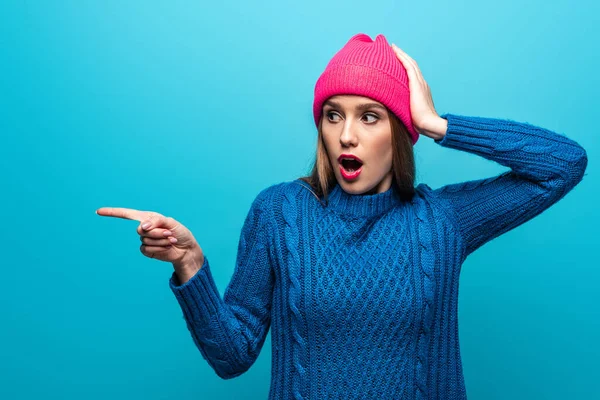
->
xmin=96 ymin=207 xmax=204 ymax=273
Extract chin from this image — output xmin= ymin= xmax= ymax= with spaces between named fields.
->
xmin=337 ymin=173 xmax=390 ymax=196
xmin=337 ymin=177 xmax=372 ymax=194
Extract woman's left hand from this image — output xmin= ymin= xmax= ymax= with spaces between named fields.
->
xmin=390 ymin=43 xmax=447 ymax=139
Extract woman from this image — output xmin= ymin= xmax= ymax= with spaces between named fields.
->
xmin=97 ymin=33 xmax=588 ymax=399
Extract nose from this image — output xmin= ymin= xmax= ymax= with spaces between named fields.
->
xmin=339 ymin=120 xmax=358 ymax=147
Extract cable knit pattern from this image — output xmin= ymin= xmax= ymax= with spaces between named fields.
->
xmin=413 ymin=200 xmax=435 ymax=399
xmin=283 ymin=189 xmax=307 ymax=400
xmin=168 ymin=113 xmax=587 ymax=399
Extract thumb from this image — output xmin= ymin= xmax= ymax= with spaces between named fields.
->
xmin=140 ymin=213 xmax=174 ymax=232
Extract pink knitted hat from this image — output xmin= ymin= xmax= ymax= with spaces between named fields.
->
xmin=313 ymin=33 xmax=419 ymax=145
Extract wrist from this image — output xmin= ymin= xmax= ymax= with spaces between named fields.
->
xmin=172 ymin=250 xmax=204 ymax=285
xmin=421 ymin=116 xmax=447 ymax=140
xmin=173 ymin=248 xmax=204 ymax=273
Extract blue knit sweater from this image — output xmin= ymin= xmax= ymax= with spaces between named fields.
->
xmin=169 ymin=113 xmax=587 ymax=399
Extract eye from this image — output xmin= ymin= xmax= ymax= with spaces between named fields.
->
xmin=325 ymin=111 xmax=379 ymax=123
xmin=326 ymin=111 xmax=340 ymax=122
xmin=362 ymin=113 xmax=379 ymax=123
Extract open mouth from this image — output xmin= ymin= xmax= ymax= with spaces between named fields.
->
xmin=340 ymin=158 xmax=363 ymax=172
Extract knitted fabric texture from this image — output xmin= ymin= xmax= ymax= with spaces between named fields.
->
xmin=313 ymin=33 xmax=419 ymax=144
xmin=169 ymin=113 xmax=587 ymax=399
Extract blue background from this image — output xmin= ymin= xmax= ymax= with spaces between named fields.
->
xmin=1 ymin=1 xmax=598 ymax=399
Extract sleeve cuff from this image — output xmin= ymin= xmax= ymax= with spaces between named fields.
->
xmin=435 ymin=113 xmax=498 ymax=157
xmin=169 ymin=256 xmax=221 ymax=318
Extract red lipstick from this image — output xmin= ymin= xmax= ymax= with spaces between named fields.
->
xmin=338 ymin=153 xmax=363 ymax=181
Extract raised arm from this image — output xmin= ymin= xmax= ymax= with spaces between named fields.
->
xmin=169 ymin=187 xmax=275 ymax=379
xmin=427 ymin=113 xmax=588 ymax=259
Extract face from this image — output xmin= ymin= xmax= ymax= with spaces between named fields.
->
xmin=321 ymin=95 xmax=393 ymax=195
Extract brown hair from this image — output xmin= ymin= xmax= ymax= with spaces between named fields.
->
xmin=298 ymin=107 xmax=416 ymax=203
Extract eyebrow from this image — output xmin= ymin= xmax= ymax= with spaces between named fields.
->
xmin=323 ymin=99 xmax=387 ymax=112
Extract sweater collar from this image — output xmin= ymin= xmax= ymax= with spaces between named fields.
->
xmin=326 ymin=181 xmax=402 ymax=218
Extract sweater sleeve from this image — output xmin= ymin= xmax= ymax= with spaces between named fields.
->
xmin=168 ymin=187 xmax=275 ymax=379
xmin=427 ymin=113 xmax=588 ymax=260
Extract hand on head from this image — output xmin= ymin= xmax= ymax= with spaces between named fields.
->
xmin=390 ymin=43 xmax=444 ymax=138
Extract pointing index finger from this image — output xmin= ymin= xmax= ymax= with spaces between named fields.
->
xmin=96 ymin=207 xmax=145 ymax=221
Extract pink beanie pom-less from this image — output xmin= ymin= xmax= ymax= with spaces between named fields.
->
xmin=313 ymin=33 xmax=419 ymax=145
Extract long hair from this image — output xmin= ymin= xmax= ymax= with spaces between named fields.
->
xmin=298 ymin=107 xmax=416 ymax=203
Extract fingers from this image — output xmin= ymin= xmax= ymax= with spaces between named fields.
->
xmin=97 ymin=206 xmax=180 ymax=260
xmin=391 ymin=43 xmax=425 ymax=86
xmin=140 ymin=243 xmax=171 ymax=259
xmin=138 ymin=226 xmax=174 ymax=239
xmin=96 ymin=208 xmax=177 ymax=237
xmin=96 ymin=207 xmax=146 ymax=221
xmin=141 ymin=235 xmax=177 ymax=247
xmin=138 ymin=214 xmax=175 ymax=233
xmin=391 ymin=43 xmax=418 ymax=71
xmin=139 ymin=226 xmax=177 ymax=260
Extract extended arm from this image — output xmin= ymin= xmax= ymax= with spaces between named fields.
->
xmin=169 ymin=188 xmax=275 ymax=379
